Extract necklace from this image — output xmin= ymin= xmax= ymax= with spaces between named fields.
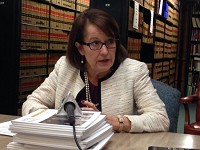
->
xmin=84 ymin=72 xmax=92 ymax=102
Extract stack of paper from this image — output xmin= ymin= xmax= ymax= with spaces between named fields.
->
xmin=7 ymin=109 xmax=113 ymax=150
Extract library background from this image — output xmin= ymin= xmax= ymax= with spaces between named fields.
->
xmin=0 ymin=0 xmax=199 ymax=115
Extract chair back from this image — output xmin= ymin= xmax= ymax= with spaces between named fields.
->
xmin=180 ymin=82 xmax=200 ymax=135
xmin=151 ymin=79 xmax=181 ymax=132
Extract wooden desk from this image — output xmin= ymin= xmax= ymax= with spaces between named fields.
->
xmin=104 ymin=132 xmax=200 ymax=150
xmin=1 ymin=114 xmax=200 ymax=150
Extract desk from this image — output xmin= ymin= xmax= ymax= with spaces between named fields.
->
xmin=1 ymin=115 xmax=200 ymax=150
xmin=104 ymin=132 xmax=200 ymax=150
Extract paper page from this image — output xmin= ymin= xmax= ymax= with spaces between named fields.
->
xmin=12 ymin=109 xmax=57 ymax=124
xmin=0 ymin=121 xmax=15 ymax=136
xmin=89 ymin=133 xmax=114 ymax=150
xmin=10 ymin=110 xmax=102 ymax=139
xmin=8 ymin=133 xmax=114 ymax=150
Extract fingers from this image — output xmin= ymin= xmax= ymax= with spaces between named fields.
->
xmin=106 ymin=115 xmax=119 ymax=131
xmin=81 ymin=107 xmax=96 ymax=111
xmin=81 ymin=100 xmax=99 ymax=111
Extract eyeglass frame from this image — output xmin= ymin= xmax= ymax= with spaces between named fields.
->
xmin=79 ymin=39 xmax=120 ymax=51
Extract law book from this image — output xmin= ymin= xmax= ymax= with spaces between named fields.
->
xmin=192 ymin=17 xmax=198 ymax=28
xmin=196 ymin=18 xmax=200 ymax=28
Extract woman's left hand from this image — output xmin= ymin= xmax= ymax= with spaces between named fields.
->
xmin=81 ymin=100 xmax=99 ymax=111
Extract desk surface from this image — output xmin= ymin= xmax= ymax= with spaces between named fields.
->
xmin=1 ymin=114 xmax=200 ymax=150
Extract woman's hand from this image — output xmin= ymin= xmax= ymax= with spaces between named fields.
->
xmin=81 ymin=100 xmax=99 ymax=111
xmin=106 ymin=115 xmax=120 ymax=131
xmin=106 ymin=115 xmax=131 ymax=132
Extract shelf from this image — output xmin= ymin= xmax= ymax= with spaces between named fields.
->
xmin=31 ymin=0 xmax=50 ymax=5
xmin=154 ymin=37 xmax=173 ymax=43
xmin=20 ymin=49 xmax=48 ymax=52
xmin=153 ymin=57 xmax=176 ymax=62
xmin=128 ymin=30 xmax=142 ymax=39
xmin=50 ymin=2 xmax=76 ymax=12
xmin=190 ymin=41 xmax=200 ymax=44
xmin=49 ymin=26 xmax=71 ymax=32
xmin=21 ymin=23 xmax=49 ymax=28
xmin=19 ymin=74 xmax=48 ymax=79
xmin=192 ymin=14 xmax=200 ymax=17
xmin=186 ymin=3 xmax=200 ymax=96
xmin=192 ymin=27 xmax=200 ymax=30
xmin=20 ymin=65 xmax=48 ymax=70
xmin=190 ymin=54 xmax=200 ymax=57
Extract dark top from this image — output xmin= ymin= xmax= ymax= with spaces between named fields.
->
xmin=76 ymin=81 xmax=101 ymax=111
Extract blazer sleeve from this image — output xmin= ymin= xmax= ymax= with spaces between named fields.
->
xmin=125 ymin=63 xmax=170 ymax=132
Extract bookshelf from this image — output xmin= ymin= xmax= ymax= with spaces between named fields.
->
xmin=0 ymin=0 xmax=89 ymax=115
xmin=186 ymin=2 xmax=200 ymax=96
xmin=90 ymin=0 xmax=180 ymax=87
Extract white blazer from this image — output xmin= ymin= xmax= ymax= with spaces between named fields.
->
xmin=22 ymin=56 xmax=169 ymax=132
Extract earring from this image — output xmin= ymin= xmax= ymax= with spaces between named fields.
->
xmin=81 ymin=55 xmax=84 ymax=64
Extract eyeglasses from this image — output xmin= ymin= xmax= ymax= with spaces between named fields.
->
xmin=80 ymin=39 xmax=119 ymax=51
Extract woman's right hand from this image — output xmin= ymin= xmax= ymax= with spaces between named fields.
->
xmin=80 ymin=100 xmax=99 ymax=111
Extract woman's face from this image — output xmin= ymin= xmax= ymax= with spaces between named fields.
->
xmin=76 ymin=23 xmax=116 ymax=76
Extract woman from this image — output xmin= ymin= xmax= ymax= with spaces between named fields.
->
xmin=22 ymin=8 xmax=169 ymax=132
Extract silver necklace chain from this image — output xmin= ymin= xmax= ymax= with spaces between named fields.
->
xmin=84 ymin=72 xmax=92 ymax=102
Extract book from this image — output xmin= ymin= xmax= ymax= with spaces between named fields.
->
xmin=0 ymin=121 xmax=15 ymax=136
xmin=8 ymin=109 xmax=114 ymax=150
xmin=196 ymin=18 xmax=200 ymax=28
xmin=7 ymin=134 xmax=113 ymax=150
xmin=10 ymin=109 xmax=105 ymax=139
xmin=12 ymin=123 xmax=112 ymax=149
xmin=192 ymin=17 xmax=197 ymax=28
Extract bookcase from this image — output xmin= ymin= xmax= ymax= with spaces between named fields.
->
xmin=90 ymin=0 xmax=180 ymax=87
xmin=185 ymin=1 xmax=200 ymax=96
xmin=0 ymin=0 xmax=181 ymax=115
xmin=0 ymin=0 xmax=89 ymax=115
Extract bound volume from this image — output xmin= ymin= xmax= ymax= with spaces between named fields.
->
xmin=7 ymin=109 xmax=113 ymax=150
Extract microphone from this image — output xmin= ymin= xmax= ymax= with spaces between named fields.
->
xmin=64 ymin=100 xmax=75 ymax=125
xmin=56 ymin=92 xmax=82 ymax=125
xmin=57 ymin=92 xmax=83 ymax=150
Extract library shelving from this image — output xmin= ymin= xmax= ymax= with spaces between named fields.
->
xmin=185 ymin=2 xmax=200 ymax=96
xmin=177 ymin=0 xmax=200 ymax=96
xmin=0 ymin=0 xmax=89 ymax=115
xmin=90 ymin=0 xmax=180 ymax=87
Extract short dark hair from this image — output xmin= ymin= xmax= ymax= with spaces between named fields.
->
xmin=66 ymin=8 xmax=127 ymax=70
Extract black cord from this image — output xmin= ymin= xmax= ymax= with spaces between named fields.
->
xmin=72 ymin=123 xmax=82 ymax=150
xmin=64 ymin=101 xmax=82 ymax=149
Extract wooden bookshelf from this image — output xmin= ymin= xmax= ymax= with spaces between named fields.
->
xmin=0 ymin=0 xmax=89 ymax=115
xmin=186 ymin=2 xmax=200 ymax=96
xmin=177 ymin=0 xmax=200 ymax=96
